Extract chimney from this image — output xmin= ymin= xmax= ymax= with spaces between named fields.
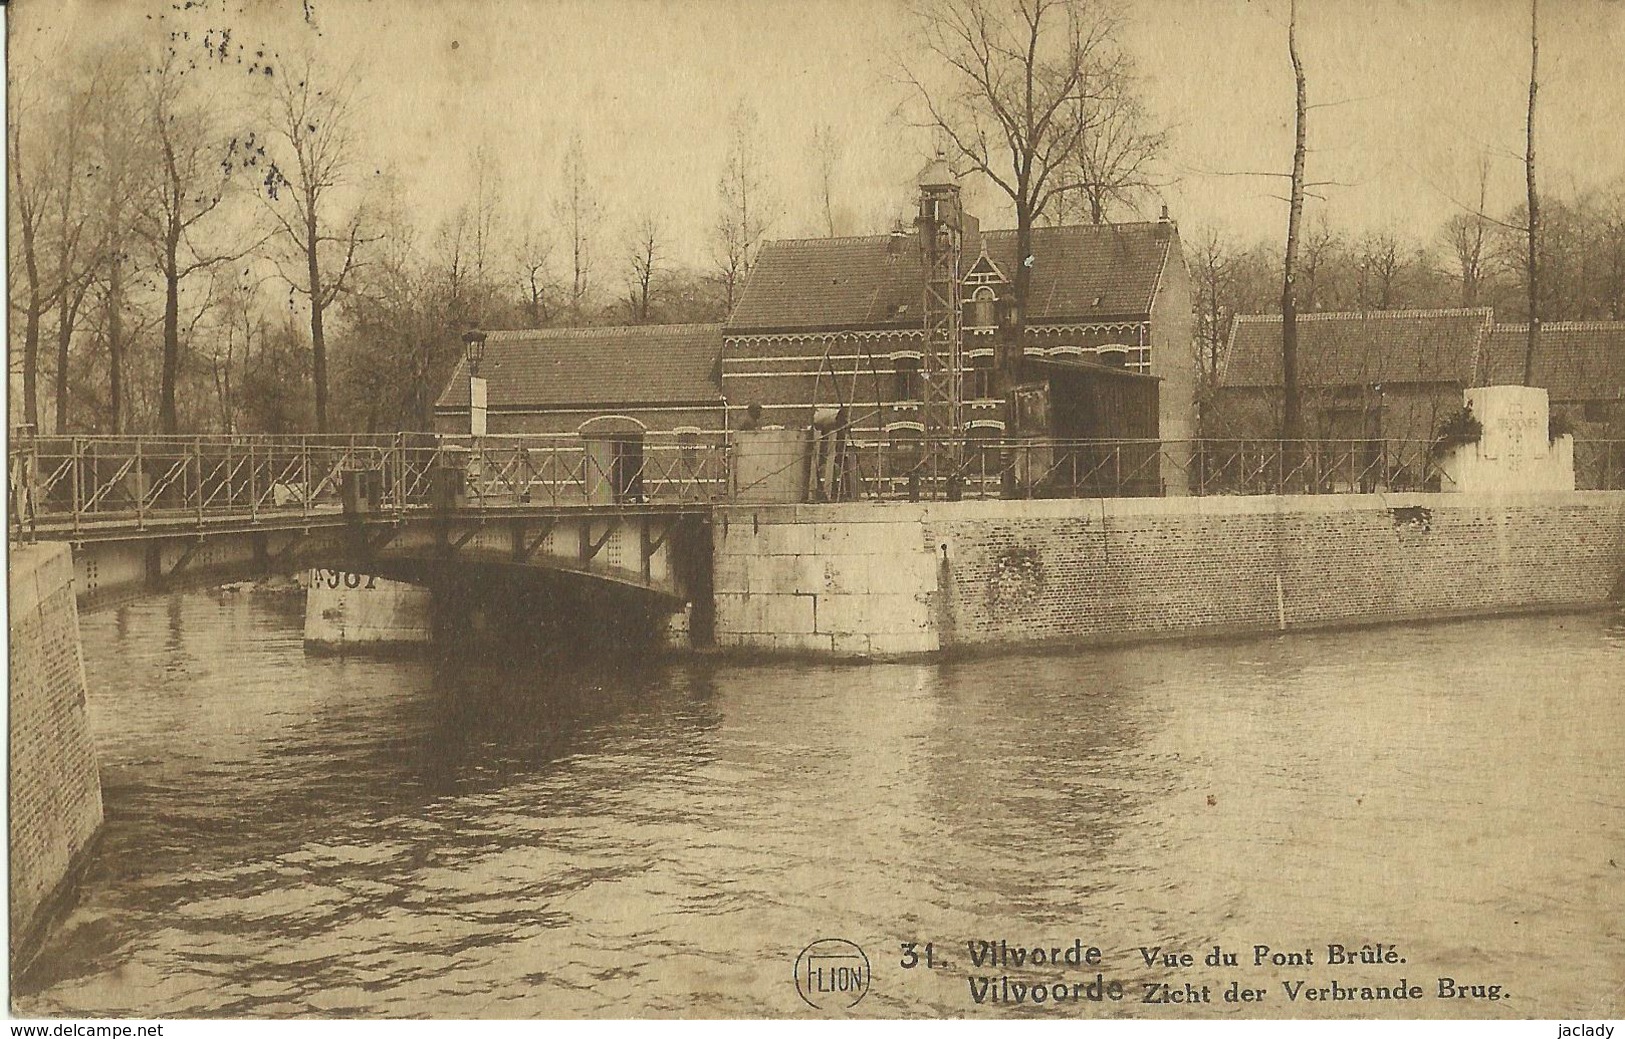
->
xmin=887 ymin=221 xmax=911 ymax=257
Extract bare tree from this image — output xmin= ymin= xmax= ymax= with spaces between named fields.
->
xmin=469 ymin=144 xmax=503 ymax=291
xmin=90 ymin=57 xmax=151 ymax=435
xmin=553 ymin=134 xmax=599 ymax=322
xmin=625 ymin=214 xmax=662 ymax=324
xmin=139 ymin=46 xmax=264 ymax=434
xmin=43 ymin=70 xmax=107 ymax=435
xmin=1352 ymin=231 xmax=1411 ymax=310
xmin=1054 ymin=82 xmax=1168 ymax=224
xmin=904 ymin=0 xmax=1162 ymax=386
xmin=1523 ymin=0 xmax=1540 ymax=385
xmin=1190 ymin=227 xmax=1232 ymax=388
xmin=1281 ymin=0 xmax=1307 ymax=440
xmin=715 ymin=101 xmax=772 ymax=315
xmin=262 ymin=55 xmax=371 ymax=433
xmin=1294 ymin=216 xmax=1342 ymax=312
xmin=1441 ymin=154 xmax=1493 ymax=307
xmin=8 ymin=71 xmax=56 ymax=431
xmin=513 ymin=221 xmax=556 ymax=326
xmin=810 ymin=122 xmax=841 ymax=237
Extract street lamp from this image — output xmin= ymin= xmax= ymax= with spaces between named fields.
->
xmin=462 ymin=330 xmax=489 ymax=436
xmin=462 ymin=329 xmax=488 ymax=378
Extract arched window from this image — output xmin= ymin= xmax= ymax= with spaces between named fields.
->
xmin=883 ymin=422 xmax=925 ymax=478
xmin=892 ymin=355 xmax=923 ymax=401
xmin=964 ymin=286 xmax=998 ymax=329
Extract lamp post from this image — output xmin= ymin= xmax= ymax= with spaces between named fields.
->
xmin=462 ymin=330 xmax=488 ymax=436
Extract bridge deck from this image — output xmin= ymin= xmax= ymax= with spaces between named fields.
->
xmin=14 ymin=501 xmax=712 ymax=543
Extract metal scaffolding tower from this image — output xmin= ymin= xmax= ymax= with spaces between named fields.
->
xmin=917 ymin=158 xmax=964 ymax=457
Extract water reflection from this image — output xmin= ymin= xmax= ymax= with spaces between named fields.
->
xmin=13 ymin=594 xmax=1624 ymax=1019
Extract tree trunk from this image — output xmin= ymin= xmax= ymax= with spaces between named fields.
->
xmin=306 ymin=202 xmax=329 ymax=433
xmin=160 ymin=209 xmax=183 ymax=434
xmin=1523 ymin=0 xmax=1540 ymax=385
xmin=1004 ymin=211 xmax=1033 ymax=402
xmin=22 ymin=279 xmax=42 ymax=432
xmin=20 ymin=215 xmax=44 ymax=430
xmin=1281 ymin=0 xmax=1307 ymax=441
xmin=107 ymin=249 xmax=125 ymax=434
xmin=54 ymin=280 xmax=89 ymax=434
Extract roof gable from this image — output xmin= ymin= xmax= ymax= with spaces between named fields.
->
xmin=725 ymin=221 xmax=1174 ymax=333
xmin=1480 ymin=322 xmax=1625 ymax=400
xmin=964 ymin=253 xmax=1009 ymax=285
xmin=1218 ymin=308 xmax=1494 ymax=388
xmin=435 ymin=323 xmax=724 ymax=410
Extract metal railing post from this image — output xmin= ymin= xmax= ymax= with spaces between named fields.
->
xmin=134 ymin=437 xmax=145 ymax=528
xmin=71 ymin=437 xmax=84 ymax=533
xmin=195 ymin=436 xmax=204 ymax=526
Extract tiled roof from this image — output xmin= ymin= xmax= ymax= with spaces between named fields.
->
xmin=726 ymin=221 xmax=1175 ymax=333
xmin=435 ymin=324 xmax=723 ymax=410
xmin=1479 ymin=322 xmax=1625 ymax=401
xmin=1218 ymin=308 xmax=1495 ymax=388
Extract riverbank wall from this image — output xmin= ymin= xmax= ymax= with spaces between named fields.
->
xmin=8 ymin=541 xmax=104 ymax=959
xmin=712 ymin=490 xmax=1625 ymax=658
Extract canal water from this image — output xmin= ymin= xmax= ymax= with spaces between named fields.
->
xmin=12 ymin=591 xmax=1624 ymax=1019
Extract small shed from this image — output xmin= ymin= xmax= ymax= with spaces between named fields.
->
xmin=578 ymin=414 xmax=647 ymax=503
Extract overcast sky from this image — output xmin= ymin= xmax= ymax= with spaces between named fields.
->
xmin=11 ymin=0 xmax=1625 ymax=268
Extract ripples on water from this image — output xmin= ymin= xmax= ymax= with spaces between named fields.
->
xmin=13 ymin=592 xmax=1625 ymax=1018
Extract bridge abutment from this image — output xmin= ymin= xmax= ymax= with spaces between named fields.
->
xmin=8 ymin=542 xmax=104 ymax=961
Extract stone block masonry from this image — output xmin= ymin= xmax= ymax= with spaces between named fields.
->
xmin=714 ymin=491 xmax=1625 ymax=657
xmin=712 ymin=504 xmax=942 ymax=657
xmin=8 ymin=541 xmax=104 ymax=958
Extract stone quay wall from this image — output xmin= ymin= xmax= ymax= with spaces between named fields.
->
xmin=8 ymin=541 xmax=104 ymax=957
xmin=713 ymin=491 xmax=1625 ymax=657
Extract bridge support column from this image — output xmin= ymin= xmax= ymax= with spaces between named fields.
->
xmin=8 ymin=542 xmax=104 ymax=960
xmin=303 ymin=568 xmax=433 ymax=652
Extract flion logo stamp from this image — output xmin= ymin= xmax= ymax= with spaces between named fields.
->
xmin=794 ymin=939 xmax=871 ymax=1010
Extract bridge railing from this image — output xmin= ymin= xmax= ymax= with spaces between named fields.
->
xmin=7 ymin=432 xmax=732 ymax=536
xmin=421 ymin=433 xmax=730 ymax=508
xmin=833 ymin=436 xmax=1625 ymax=500
xmin=827 ymin=436 xmax=1465 ymax=500
xmin=1574 ymin=439 xmax=1625 ymax=491
xmin=11 ymin=434 xmax=401 ymax=533
xmin=10 ymin=432 xmax=1622 ymax=537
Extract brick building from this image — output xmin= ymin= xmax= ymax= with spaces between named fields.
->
xmin=432 ymin=323 xmax=725 ymax=435
xmin=435 ymin=166 xmax=1194 ymax=450
xmin=1210 ymin=308 xmax=1498 ymax=443
xmin=1210 ymin=309 xmax=1625 ymax=444
xmin=722 ymin=174 xmax=1193 ymax=446
xmin=1480 ymin=321 xmax=1625 ymax=437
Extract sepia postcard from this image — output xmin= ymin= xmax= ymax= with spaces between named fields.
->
xmin=5 ymin=0 xmax=1623 ymax=1031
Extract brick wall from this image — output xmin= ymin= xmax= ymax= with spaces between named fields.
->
xmin=714 ymin=492 xmax=1625 ymax=657
xmin=8 ymin=542 xmax=104 ymax=956
xmin=927 ymin=492 xmax=1625 ymax=646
